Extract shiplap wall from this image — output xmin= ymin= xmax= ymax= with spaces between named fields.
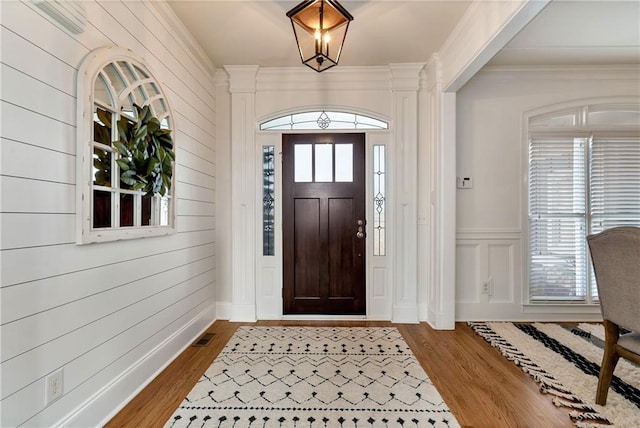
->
xmin=0 ymin=1 xmax=216 ymax=426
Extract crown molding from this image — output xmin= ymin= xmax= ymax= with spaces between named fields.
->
xmin=475 ymin=64 xmax=640 ymax=81
xmin=389 ymin=63 xmax=426 ymax=91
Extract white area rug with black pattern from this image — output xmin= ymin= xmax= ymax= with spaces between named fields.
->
xmin=164 ymin=327 xmax=459 ymax=428
xmin=468 ymin=322 xmax=640 ymax=428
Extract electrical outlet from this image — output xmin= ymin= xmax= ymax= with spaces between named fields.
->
xmin=481 ymin=281 xmax=490 ymax=294
xmin=45 ymin=368 xmax=64 ymax=405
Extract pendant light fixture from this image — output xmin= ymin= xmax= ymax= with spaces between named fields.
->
xmin=286 ymin=0 xmax=354 ymax=72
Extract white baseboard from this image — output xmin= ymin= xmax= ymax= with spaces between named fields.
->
xmin=418 ymin=304 xmax=428 ymax=322
xmin=391 ymin=304 xmax=419 ymax=324
xmin=230 ymin=303 xmax=257 ymax=322
xmin=61 ymin=304 xmax=217 ymax=428
xmin=216 ymin=301 xmax=232 ymax=320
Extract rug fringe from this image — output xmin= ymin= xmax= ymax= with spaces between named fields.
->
xmin=552 ymin=397 xmax=596 ymax=411
xmin=467 ymin=322 xmax=613 ymax=427
xmin=570 ymin=410 xmax=612 ymax=424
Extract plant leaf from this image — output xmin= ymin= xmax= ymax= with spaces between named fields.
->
xmin=147 ymin=118 xmax=160 ymax=134
xmin=115 ymin=158 xmax=130 ymax=171
xmin=120 ymin=173 xmax=137 ymax=186
xmin=96 ymin=108 xmax=112 ymax=128
xmin=134 ymin=124 xmax=148 ymax=141
xmin=113 ymin=141 xmax=131 ymax=157
xmin=146 ymin=157 xmax=160 ymax=175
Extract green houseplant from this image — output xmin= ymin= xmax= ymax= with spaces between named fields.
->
xmin=96 ymin=104 xmax=175 ymax=196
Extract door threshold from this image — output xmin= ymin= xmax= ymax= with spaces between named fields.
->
xmin=281 ymin=315 xmax=367 ymax=321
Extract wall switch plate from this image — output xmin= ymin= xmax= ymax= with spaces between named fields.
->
xmin=456 ymin=176 xmax=473 ymax=189
xmin=45 ymin=368 xmax=64 ymax=405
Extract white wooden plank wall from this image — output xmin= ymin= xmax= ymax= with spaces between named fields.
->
xmin=0 ymin=1 xmax=217 ymax=426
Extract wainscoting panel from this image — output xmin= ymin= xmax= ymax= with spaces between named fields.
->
xmin=456 ymin=230 xmax=521 ymax=319
xmin=487 ymin=243 xmax=516 ymax=304
xmin=455 ymin=244 xmax=481 ymax=303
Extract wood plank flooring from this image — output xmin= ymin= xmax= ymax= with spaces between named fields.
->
xmin=105 ymin=321 xmax=575 ymax=428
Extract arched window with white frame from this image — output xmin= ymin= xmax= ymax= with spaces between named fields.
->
xmin=527 ymin=100 xmax=640 ymax=303
xmin=76 ymin=47 xmax=176 ymax=244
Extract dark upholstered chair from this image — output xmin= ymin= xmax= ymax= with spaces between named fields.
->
xmin=587 ymin=226 xmax=640 ymax=405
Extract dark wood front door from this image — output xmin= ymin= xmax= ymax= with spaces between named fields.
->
xmin=283 ymin=133 xmax=366 ymax=315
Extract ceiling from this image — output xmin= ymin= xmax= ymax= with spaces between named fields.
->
xmin=167 ymin=0 xmax=640 ymax=70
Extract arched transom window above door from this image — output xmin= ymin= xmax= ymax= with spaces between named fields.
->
xmin=260 ymin=111 xmax=388 ymax=131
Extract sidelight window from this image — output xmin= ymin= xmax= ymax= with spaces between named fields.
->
xmin=373 ymin=145 xmax=386 ymax=256
xmin=262 ymin=146 xmax=276 ymax=256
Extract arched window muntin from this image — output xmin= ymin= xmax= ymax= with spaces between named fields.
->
xmin=77 ymin=46 xmax=176 ymax=244
xmin=259 ymin=109 xmax=389 ymax=131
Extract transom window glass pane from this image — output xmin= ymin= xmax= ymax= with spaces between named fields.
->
xmin=314 ymin=144 xmax=333 ymax=182
xmin=94 ymin=74 xmax=113 ymax=107
xmin=294 ymin=144 xmax=313 ymax=182
xmin=134 ymin=86 xmax=146 ymax=105
xmin=261 ymin=115 xmax=293 ymax=130
xmin=102 ymin=64 xmax=125 ymax=97
xmin=260 ymin=111 xmax=388 ymax=131
xmin=530 ymin=112 xmax=577 ymax=128
xmin=118 ymin=61 xmax=137 ymax=84
xmin=588 ymin=110 xmax=640 ymax=126
xmin=335 ymin=144 xmax=353 ymax=182
xmin=143 ymin=82 xmax=160 ymax=97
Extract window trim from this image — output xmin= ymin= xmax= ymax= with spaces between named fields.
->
xmin=522 ymin=97 xmax=640 ymax=304
xmin=76 ymin=46 xmax=177 ymax=244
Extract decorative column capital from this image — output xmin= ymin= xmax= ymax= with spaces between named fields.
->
xmin=389 ymin=63 xmax=426 ymax=91
xmin=224 ymin=65 xmax=259 ymax=93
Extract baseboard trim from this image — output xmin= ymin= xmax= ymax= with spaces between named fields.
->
xmin=61 ymin=304 xmax=217 ymax=428
xmin=216 ymin=301 xmax=232 ymax=320
xmin=391 ymin=304 xmax=419 ymax=324
xmin=230 ymin=303 xmax=257 ymax=322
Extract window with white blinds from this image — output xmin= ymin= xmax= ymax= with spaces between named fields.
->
xmin=590 ymin=137 xmax=640 ymax=233
xmin=529 ymin=137 xmax=588 ymax=300
xmin=527 ymin=103 xmax=640 ymax=303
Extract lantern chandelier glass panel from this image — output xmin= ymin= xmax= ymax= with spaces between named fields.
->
xmin=286 ymin=0 xmax=354 ymax=72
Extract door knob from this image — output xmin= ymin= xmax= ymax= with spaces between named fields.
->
xmin=356 ymin=219 xmax=366 ymax=239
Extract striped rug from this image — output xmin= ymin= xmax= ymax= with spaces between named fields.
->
xmin=164 ymin=326 xmax=459 ymax=427
xmin=469 ymin=322 xmax=640 ymax=428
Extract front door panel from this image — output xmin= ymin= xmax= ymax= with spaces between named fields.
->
xmin=283 ymin=133 xmax=366 ymax=315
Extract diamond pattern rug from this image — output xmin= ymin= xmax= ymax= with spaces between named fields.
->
xmin=164 ymin=327 xmax=459 ymax=427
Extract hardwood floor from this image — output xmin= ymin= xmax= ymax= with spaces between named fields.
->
xmin=106 ymin=321 xmax=574 ymax=428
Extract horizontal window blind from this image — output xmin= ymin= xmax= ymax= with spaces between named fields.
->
xmin=529 ymin=137 xmax=587 ymax=300
xmin=589 ymin=136 xmax=640 ymax=299
xmin=590 ymin=137 xmax=640 ymax=233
